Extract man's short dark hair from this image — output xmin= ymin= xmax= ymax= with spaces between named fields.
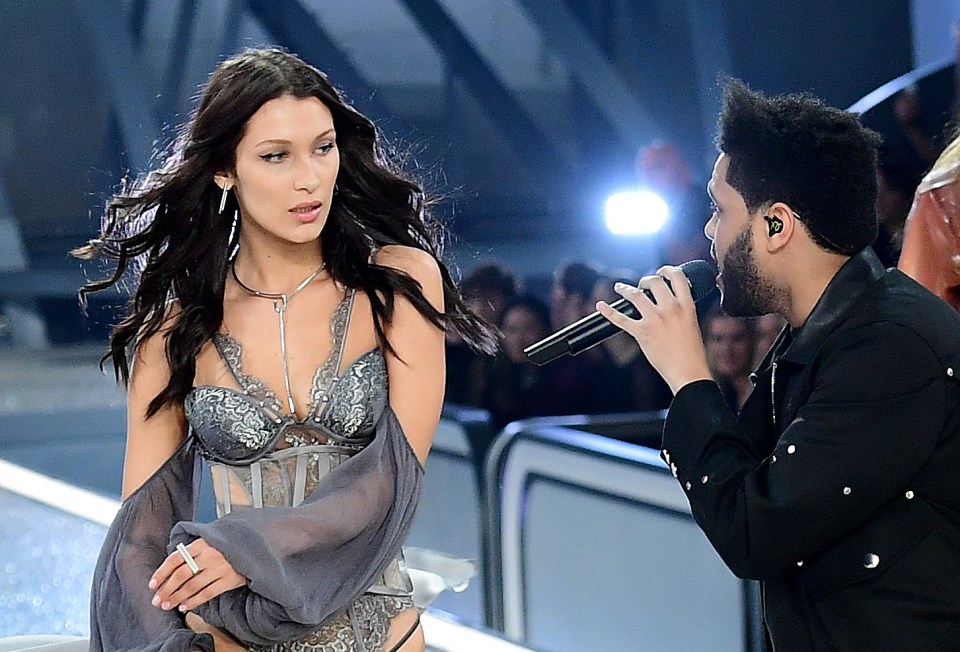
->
xmin=717 ymin=79 xmax=882 ymax=255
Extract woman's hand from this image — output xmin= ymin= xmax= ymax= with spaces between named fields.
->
xmin=149 ymin=538 xmax=246 ymax=612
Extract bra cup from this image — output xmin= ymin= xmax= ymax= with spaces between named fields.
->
xmin=184 ymin=349 xmax=388 ymax=464
xmin=319 ymin=352 xmax=388 ymax=442
xmin=185 ymin=387 xmax=284 ymax=464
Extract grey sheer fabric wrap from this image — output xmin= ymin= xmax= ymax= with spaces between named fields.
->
xmin=89 ymin=405 xmax=424 ymax=651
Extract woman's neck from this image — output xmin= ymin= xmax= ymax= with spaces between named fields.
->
xmin=232 ymin=237 xmax=325 ymax=295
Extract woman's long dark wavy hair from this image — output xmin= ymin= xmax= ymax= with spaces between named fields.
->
xmin=74 ymin=48 xmax=497 ymax=418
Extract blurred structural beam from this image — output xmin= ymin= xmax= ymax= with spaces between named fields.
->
xmin=219 ymin=0 xmax=245 ymax=59
xmin=680 ymin=0 xmax=733 ymax=164
xmin=72 ymin=0 xmax=159 ymax=173
xmin=513 ymin=0 xmax=662 ymax=149
xmin=160 ymin=0 xmax=199 ymax=121
xmin=242 ymin=0 xmax=403 ymax=135
xmin=395 ymin=0 xmax=574 ymax=183
xmin=0 ymin=177 xmax=28 ymax=271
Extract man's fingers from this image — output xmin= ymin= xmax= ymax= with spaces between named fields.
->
xmin=596 ymin=300 xmax=636 ymax=331
xmin=658 ymin=265 xmax=695 ymax=304
xmin=638 ymin=274 xmax=675 ymax=306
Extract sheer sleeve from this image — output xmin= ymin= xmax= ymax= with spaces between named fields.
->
xmin=174 ymin=404 xmax=424 ymax=646
xmin=89 ymin=404 xmax=424 ymax=650
xmin=88 ymin=439 xmax=215 ymax=652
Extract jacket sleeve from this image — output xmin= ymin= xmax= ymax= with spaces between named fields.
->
xmin=176 ymin=405 xmax=424 ymax=645
xmin=662 ymin=321 xmax=949 ymax=579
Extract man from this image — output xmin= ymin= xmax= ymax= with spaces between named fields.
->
xmin=598 ymin=80 xmax=960 ymax=651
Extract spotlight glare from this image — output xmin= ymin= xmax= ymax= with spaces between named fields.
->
xmin=604 ymin=190 xmax=669 ymax=235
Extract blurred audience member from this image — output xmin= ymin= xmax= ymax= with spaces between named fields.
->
xmin=445 ymin=260 xmax=517 ymax=404
xmin=551 ymin=260 xmax=602 ymax=330
xmin=893 ymin=86 xmax=943 ymax=170
xmin=872 ymin=146 xmax=921 ymax=267
xmin=899 ymin=134 xmax=960 ymax=310
xmin=469 ymin=295 xmax=591 ymax=429
xmin=703 ymin=305 xmax=756 ymax=411
xmin=461 ymin=261 xmax=518 ymax=324
xmin=754 ymin=312 xmax=786 ymax=367
xmin=587 ymin=273 xmax=672 ymax=413
xmin=636 ymin=140 xmax=712 ymax=265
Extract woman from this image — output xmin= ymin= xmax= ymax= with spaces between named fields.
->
xmin=898 ymin=134 xmax=960 ymax=309
xmin=73 ymin=48 xmax=494 ymax=652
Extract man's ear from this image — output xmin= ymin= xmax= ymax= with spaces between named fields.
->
xmin=761 ymin=202 xmax=796 ymax=252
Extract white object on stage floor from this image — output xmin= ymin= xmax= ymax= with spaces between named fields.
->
xmin=0 ymin=636 xmax=89 ymax=651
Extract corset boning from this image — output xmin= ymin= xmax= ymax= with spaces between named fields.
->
xmin=183 ymin=350 xmax=411 ymax=596
xmin=205 ymin=443 xmax=412 ymax=597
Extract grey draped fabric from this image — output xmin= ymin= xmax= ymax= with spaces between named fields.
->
xmin=89 ymin=405 xmax=424 ymax=651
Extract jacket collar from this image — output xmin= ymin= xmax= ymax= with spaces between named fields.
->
xmin=778 ymin=247 xmax=886 ymax=365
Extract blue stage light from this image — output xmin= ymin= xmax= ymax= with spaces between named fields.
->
xmin=604 ymin=190 xmax=669 ymax=235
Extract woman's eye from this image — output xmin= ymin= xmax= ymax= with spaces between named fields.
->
xmin=260 ymin=152 xmax=287 ymax=163
xmin=709 ymin=201 xmax=721 ymax=214
xmin=316 ymin=143 xmax=336 ymax=155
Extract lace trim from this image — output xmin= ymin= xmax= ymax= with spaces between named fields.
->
xmin=249 ymin=594 xmax=414 ymax=652
xmin=307 ymin=290 xmax=354 ymax=419
xmin=212 ymin=289 xmax=354 ymax=428
xmin=214 ymin=333 xmax=284 ymax=416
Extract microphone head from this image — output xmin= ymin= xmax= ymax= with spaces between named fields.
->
xmin=677 ymin=259 xmax=718 ymax=301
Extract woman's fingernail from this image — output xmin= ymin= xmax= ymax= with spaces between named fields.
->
xmin=148 ymin=579 xmax=156 ymax=589
xmin=614 ymin=282 xmax=625 ymax=290
xmin=151 ymin=595 xmax=160 ymax=607
xmin=179 ymin=604 xmax=188 ymax=612
xmin=161 ymin=601 xmax=171 ymax=611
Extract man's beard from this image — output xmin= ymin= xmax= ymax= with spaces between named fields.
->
xmin=720 ymin=224 xmax=779 ymax=317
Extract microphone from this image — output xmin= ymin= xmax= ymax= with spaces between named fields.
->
xmin=524 ymin=259 xmax=717 ymax=366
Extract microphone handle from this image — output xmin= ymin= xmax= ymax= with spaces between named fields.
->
xmin=566 ymin=290 xmax=655 ymax=355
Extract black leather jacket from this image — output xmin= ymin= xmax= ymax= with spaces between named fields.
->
xmin=663 ymin=248 xmax=960 ymax=651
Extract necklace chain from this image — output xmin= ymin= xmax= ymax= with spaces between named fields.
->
xmin=231 ymin=260 xmax=326 ymax=415
xmin=231 ymin=260 xmax=326 ymax=302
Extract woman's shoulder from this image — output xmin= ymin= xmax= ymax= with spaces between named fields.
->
xmin=373 ymin=244 xmax=440 ymax=280
xmin=371 ymin=245 xmax=445 ymax=312
xmin=374 ymin=244 xmax=442 ymax=288
xmin=134 ymin=299 xmax=185 ymax=358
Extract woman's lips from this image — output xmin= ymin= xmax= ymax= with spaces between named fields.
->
xmin=290 ymin=202 xmax=323 ymax=223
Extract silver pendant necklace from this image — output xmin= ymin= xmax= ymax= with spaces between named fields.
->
xmin=231 ymin=260 xmax=326 ymax=415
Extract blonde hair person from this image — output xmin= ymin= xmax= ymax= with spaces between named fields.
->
xmin=899 ymin=135 xmax=960 ymax=308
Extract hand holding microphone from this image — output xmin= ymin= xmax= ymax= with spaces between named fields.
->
xmin=524 ymin=260 xmax=716 ymax=365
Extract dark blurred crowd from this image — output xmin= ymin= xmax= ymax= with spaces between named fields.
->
xmin=444 ymin=254 xmax=793 ymax=429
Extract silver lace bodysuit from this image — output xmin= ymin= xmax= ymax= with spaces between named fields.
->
xmin=183 ymin=289 xmax=415 ymax=652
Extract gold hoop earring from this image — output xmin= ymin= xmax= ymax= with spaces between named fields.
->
xmin=219 ymin=184 xmax=232 ymax=214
